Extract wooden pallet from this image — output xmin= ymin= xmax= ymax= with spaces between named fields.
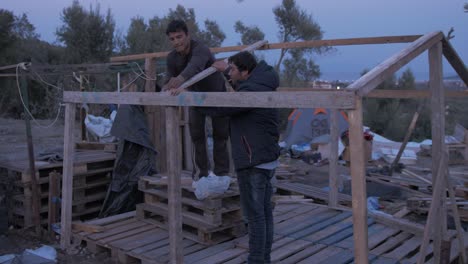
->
xmin=137 ymin=174 xmax=245 ymax=245
xmin=74 ymin=203 xmax=468 ymax=264
xmin=139 ymin=175 xmax=241 ymax=226
xmin=0 ymin=150 xmax=115 ymax=227
xmin=275 ymin=181 xmax=352 ymax=206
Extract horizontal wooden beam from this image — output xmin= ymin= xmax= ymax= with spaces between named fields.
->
xmin=442 ymin=38 xmax=468 ymax=87
xmin=110 ymin=35 xmax=422 ymax=62
xmin=63 ymin=90 xmax=356 ymax=109
xmin=278 ymin=88 xmax=468 ymax=98
xmin=347 ymin=31 xmax=444 ymax=96
xmin=366 ymin=89 xmax=468 ymax=98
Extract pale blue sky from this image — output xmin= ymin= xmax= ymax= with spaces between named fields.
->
xmin=2 ymin=0 xmax=467 ymax=80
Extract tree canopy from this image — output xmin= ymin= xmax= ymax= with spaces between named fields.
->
xmin=273 ymin=0 xmax=327 ymax=85
xmin=56 ymin=0 xmax=115 ymax=63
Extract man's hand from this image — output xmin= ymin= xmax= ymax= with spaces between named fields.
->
xmin=212 ymin=60 xmax=229 ymax=72
xmin=170 ymin=87 xmax=186 ymax=96
xmin=167 ymin=75 xmax=185 ymax=89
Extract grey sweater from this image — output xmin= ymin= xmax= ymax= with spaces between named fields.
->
xmin=165 ymin=39 xmax=226 ymax=92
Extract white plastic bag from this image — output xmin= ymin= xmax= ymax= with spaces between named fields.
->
xmin=193 ymin=173 xmax=231 ymax=200
xmin=85 ymin=110 xmax=117 ymax=143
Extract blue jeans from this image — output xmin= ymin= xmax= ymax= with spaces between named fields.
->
xmin=237 ymin=167 xmax=275 ymax=264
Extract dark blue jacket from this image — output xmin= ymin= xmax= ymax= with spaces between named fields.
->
xmin=201 ymin=60 xmax=280 ymax=170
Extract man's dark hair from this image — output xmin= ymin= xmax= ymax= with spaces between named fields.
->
xmin=228 ymin=51 xmax=257 ymax=74
xmin=166 ymin=20 xmax=188 ymax=35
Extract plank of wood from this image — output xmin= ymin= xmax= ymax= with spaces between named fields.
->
xmin=347 ymin=31 xmax=443 ymax=96
xmin=383 ymin=235 xmax=422 ymax=260
xmin=63 ymin=90 xmax=356 ymax=109
xmin=110 ymin=228 xmax=168 ymax=251
xmin=184 ymin=241 xmax=236 ymax=264
xmin=369 ymin=210 xmax=425 ymax=235
xmin=72 ymin=222 xmax=106 ymax=233
xmin=290 ymin=212 xmax=353 ymax=242
xmin=296 ymin=245 xmax=345 ymax=264
xmin=442 ymin=37 xmax=468 ymax=87
xmin=60 ymin=103 xmax=76 ymax=249
xmin=270 ymin=239 xmax=314 ymax=262
xmin=190 ymin=247 xmax=246 ymax=264
xmin=87 ymin=219 xmax=146 ymax=241
xmin=347 ymin=97 xmax=369 ymax=264
xmin=110 ymin=35 xmax=421 ymax=62
xmin=370 ymin=232 xmax=412 ymax=256
xmin=98 ymin=224 xmax=156 ymax=245
xmin=278 ymin=244 xmax=327 ymax=264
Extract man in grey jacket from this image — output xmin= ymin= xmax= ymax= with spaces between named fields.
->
xmin=163 ymin=20 xmax=230 ymax=179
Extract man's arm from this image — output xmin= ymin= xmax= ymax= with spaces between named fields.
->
xmin=178 ymin=43 xmax=212 ymax=81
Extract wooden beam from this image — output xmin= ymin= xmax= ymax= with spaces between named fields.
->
xmin=390 ymin=103 xmax=423 ymax=174
xmin=347 ymin=31 xmax=444 ymax=96
xmin=62 ymin=90 xmax=356 ymax=109
xmin=417 ymin=153 xmax=447 ymax=264
xmin=20 ymin=73 xmax=41 ymax=235
xmin=369 ymin=210 xmax=425 ymax=235
xmin=428 ymin=41 xmax=446 ymax=264
xmin=110 ymin=35 xmax=421 ymax=62
xmin=328 ymin=109 xmax=339 ymax=207
xmin=366 ymin=89 xmax=468 ymax=99
xmin=348 ymin=97 xmax=368 ymax=264
xmin=60 ymin=103 xmax=76 ymax=249
xmin=442 ymin=37 xmax=468 ymax=87
xmin=177 ymin=40 xmax=268 ymax=91
xmin=278 ymin=88 xmax=468 ymax=99
xmin=166 ymin=107 xmax=183 ymax=263
xmin=445 ymin=167 xmax=467 ymax=263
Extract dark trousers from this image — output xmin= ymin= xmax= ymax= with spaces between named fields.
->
xmin=189 ymin=107 xmax=230 ymax=178
xmin=237 ymin=167 xmax=275 ymax=264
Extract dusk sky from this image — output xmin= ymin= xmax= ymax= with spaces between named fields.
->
xmin=2 ymin=0 xmax=467 ymax=81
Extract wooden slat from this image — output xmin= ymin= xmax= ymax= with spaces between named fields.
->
xmin=110 ymin=35 xmax=421 ymax=62
xmin=442 ymin=37 xmax=468 ymax=87
xmin=62 ymin=90 xmax=356 ymax=109
xmin=166 ymin=106 xmax=183 ymax=263
xmin=177 ymin=40 xmax=267 ymax=91
xmin=60 ymin=103 xmax=76 ymax=249
xmin=278 ymin=88 xmax=468 ymax=98
xmin=328 ymin=108 xmax=339 ymax=207
xmin=347 ymin=31 xmax=444 ymax=96
xmin=347 ymin=97 xmax=369 ymax=264
xmin=426 ymin=41 xmax=446 ymax=264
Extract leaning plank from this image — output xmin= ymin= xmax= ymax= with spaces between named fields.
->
xmin=347 ymin=31 xmax=444 ymax=96
xmin=177 ymin=40 xmax=267 ymax=91
xmin=442 ymin=37 xmax=468 ymax=87
xmin=63 ymin=90 xmax=356 ymax=109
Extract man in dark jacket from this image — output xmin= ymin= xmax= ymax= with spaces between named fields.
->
xmin=163 ymin=20 xmax=230 ymax=179
xmin=209 ymin=51 xmax=280 ymax=264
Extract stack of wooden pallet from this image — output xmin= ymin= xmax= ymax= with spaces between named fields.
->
xmin=0 ymin=150 xmax=115 ymax=228
xmin=136 ymin=172 xmax=246 ymax=245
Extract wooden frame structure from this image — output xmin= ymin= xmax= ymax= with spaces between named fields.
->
xmin=60 ymin=31 xmax=468 ymax=263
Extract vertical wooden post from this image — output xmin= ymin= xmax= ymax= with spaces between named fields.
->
xmin=166 ymin=106 xmax=183 ymax=263
xmin=60 ymin=103 xmax=76 ymax=249
xmin=429 ymin=41 xmax=446 ymax=263
xmin=144 ymin=58 xmax=167 ymax=173
xmin=329 ymin=109 xmax=339 ymax=207
xmin=183 ymin=107 xmax=193 ymax=171
xmin=20 ymin=73 xmax=41 ymax=235
xmin=348 ymin=97 xmax=368 ymax=264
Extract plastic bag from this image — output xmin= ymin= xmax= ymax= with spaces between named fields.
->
xmin=193 ymin=173 xmax=231 ymax=200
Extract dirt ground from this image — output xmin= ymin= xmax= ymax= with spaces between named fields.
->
xmin=0 ymin=117 xmax=424 ymax=263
